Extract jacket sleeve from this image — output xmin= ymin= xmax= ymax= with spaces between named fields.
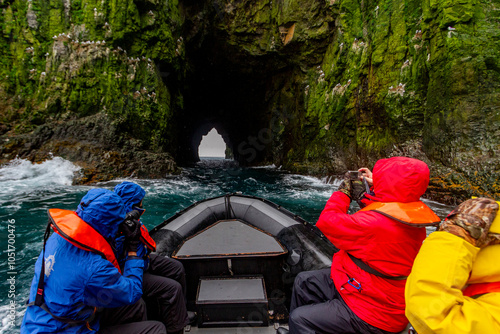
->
xmin=405 ymin=232 xmax=500 ymax=334
xmin=84 ymin=257 xmax=144 ymax=308
xmin=316 ymin=192 xmax=370 ymax=251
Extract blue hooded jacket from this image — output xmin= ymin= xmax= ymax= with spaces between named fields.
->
xmin=114 ymin=181 xmax=146 ymax=213
xmin=21 ymin=189 xmax=144 ymax=334
xmin=114 ymin=182 xmax=150 ymax=270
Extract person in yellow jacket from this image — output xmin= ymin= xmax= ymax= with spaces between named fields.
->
xmin=405 ymin=197 xmax=500 ymax=334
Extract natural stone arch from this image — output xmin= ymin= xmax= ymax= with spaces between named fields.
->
xmin=190 ymin=122 xmax=233 ymax=162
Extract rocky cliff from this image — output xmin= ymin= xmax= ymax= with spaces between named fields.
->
xmin=1 ymin=0 xmax=499 ymax=203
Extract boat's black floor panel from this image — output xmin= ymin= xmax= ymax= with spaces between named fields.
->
xmin=174 ymin=220 xmax=286 ymax=258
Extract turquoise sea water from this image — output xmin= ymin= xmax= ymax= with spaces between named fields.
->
xmin=0 ymin=157 xmax=454 ymax=333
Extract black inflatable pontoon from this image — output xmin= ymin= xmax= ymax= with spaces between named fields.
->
xmin=150 ymin=194 xmax=337 ymax=331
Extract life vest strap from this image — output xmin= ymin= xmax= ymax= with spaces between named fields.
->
xmin=140 ymin=225 xmax=156 ymax=252
xmin=347 ymin=253 xmax=408 ymax=281
xmin=34 ymin=221 xmax=52 ymax=308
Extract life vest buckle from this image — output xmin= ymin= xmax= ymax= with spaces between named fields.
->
xmin=342 ymin=277 xmax=362 ymax=292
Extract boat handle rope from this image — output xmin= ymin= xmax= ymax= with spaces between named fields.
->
xmin=227 ymin=259 xmax=234 ymax=276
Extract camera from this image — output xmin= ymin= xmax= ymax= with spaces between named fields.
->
xmin=348 ymin=171 xmax=360 ymax=181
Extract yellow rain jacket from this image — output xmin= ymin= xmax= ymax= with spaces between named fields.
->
xmin=405 ymin=231 xmax=500 ymax=334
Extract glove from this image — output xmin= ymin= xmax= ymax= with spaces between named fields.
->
xmin=337 ymin=172 xmax=353 ymax=199
xmin=439 ymin=197 xmax=500 ymax=248
xmin=120 ymin=217 xmax=142 ymax=253
xmin=126 ymin=210 xmax=141 ymax=221
xmin=352 ymin=180 xmax=367 ymax=208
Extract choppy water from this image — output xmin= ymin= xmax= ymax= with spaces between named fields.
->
xmin=0 ymin=157 xmax=454 ymax=333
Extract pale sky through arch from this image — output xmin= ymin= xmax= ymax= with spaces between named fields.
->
xmin=198 ymin=128 xmax=226 ymax=158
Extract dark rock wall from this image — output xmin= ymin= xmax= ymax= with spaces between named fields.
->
xmin=1 ymin=0 xmax=499 ymax=202
xmin=0 ymin=0 xmax=184 ymax=179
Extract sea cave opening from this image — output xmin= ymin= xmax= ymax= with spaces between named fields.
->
xmin=172 ymin=5 xmax=303 ymax=167
xmin=198 ymin=128 xmax=231 ymax=159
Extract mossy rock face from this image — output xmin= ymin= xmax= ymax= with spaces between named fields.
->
xmin=0 ymin=0 xmax=183 ymax=179
xmin=275 ymin=0 xmax=499 ymax=201
xmin=1 ymin=0 xmax=499 ymax=201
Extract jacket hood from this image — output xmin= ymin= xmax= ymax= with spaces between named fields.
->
xmin=469 ymin=243 xmax=500 ymax=284
xmin=114 ymin=182 xmax=146 ymax=213
xmin=368 ymin=157 xmax=430 ymax=203
xmin=75 ymin=188 xmax=126 ymax=240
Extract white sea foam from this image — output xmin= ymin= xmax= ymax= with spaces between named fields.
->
xmin=0 ymin=303 xmax=24 ymax=334
xmin=0 ymin=157 xmax=80 ymax=212
xmin=0 ymin=157 xmax=80 ymax=187
xmin=252 ymin=164 xmax=277 ymax=169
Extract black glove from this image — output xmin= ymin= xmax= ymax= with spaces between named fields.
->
xmin=120 ymin=217 xmax=141 ymax=253
xmin=126 ymin=210 xmax=141 ymax=221
xmin=352 ymin=180 xmax=367 ymax=207
xmin=337 ymin=172 xmax=353 ymax=199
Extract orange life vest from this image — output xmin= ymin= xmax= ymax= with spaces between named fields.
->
xmin=140 ymin=224 xmax=156 ymax=252
xmin=463 ymin=281 xmax=500 ymax=298
xmin=359 ymin=201 xmax=441 ymax=227
xmin=48 ymin=208 xmax=121 ymax=273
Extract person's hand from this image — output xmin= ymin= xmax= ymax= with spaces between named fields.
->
xmin=120 ymin=218 xmax=141 ymax=253
xmin=439 ymin=197 xmax=499 ymax=248
xmin=337 ymin=172 xmax=353 ymax=199
xmin=126 ymin=210 xmax=141 ymax=221
xmin=358 ymin=168 xmax=373 ymax=186
xmin=352 ymin=180 xmax=366 ymax=207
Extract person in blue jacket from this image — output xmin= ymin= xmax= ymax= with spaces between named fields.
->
xmin=21 ymin=188 xmax=166 ymax=334
xmin=114 ymin=182 xmax=191 ymax=334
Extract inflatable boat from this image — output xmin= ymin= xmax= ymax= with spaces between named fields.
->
xmin=150 ymin=193 xmax=336 ymax=332
xmin=150 ymin=193 xmax=411 ymax=333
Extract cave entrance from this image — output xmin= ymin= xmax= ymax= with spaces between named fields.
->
xmin=174 ymin=6 xmax=296 ymax=167
xmin=198 ymin=128 xmax=230 ymax=159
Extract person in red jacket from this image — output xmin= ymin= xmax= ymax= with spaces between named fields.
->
xmin=277 ymin=157 xmax=441 ymax=334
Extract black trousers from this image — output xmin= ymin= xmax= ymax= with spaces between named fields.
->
xmin=143 ymin=254 xmax=188 ymax=333
xmin=99 ymin=299 xmax=166 ymax=334
xmin=289 ymin=269 xmax=397 ymax=334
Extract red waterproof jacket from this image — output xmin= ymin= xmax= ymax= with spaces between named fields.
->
xmin=316 ymin=157 xmax=440 ymax=332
